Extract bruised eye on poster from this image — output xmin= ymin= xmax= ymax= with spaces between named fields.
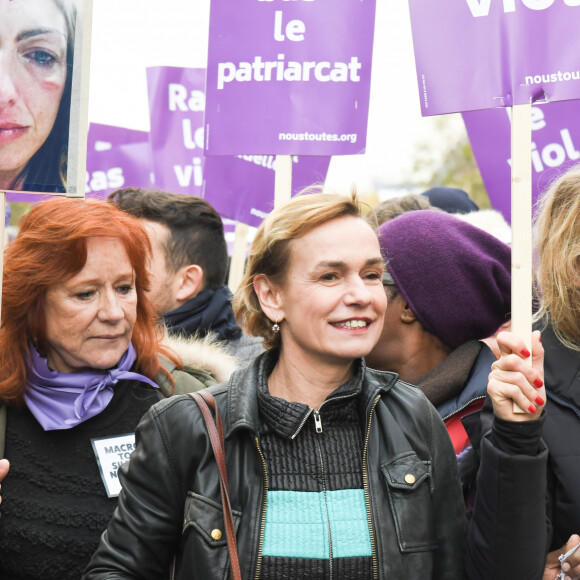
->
xmin=0 ymin=0 xmax=83 ymax=194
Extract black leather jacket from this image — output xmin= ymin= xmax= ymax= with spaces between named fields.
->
xmin=84 ymin=354 xmax=467 ymax=580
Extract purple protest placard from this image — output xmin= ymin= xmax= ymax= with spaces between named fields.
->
xmin=85 ymin=124 xmax=153 ymax=199
xmin=463 ymin=100 xmax=580 ymax=222
xmin=408 ymin=1 xmax=580 ymax=116
xmin=147 ymin=67 xmax=205 ymax=196
xmin=204 ymin=0 xmax=376 ymax=156
xmin=147 ymin=65 xmax=332 ymax=226
xmin=203 ymin=154 xmax=330 ymax=227
xmin=88 ymin=124 xmax=149 ymax=151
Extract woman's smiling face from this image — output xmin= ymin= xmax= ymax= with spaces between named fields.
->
xmin=0 ymin=0 xmax=68 ymax=188
xmin=271 ymin=216 xmax=387 ymax=368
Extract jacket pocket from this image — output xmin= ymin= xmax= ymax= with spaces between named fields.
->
xmin=381 ymin=452 xmax=437 ymax=553
xmin=179 ymin=492 xmax=242 ymax=580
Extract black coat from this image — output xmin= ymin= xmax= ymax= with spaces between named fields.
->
xmin=463 ymin=324 xmax=564 ymax=580
xmin=540 ymin=323 xmax=580 ymax=550
xmin=83 ymin=354 xmax=468 ymax=579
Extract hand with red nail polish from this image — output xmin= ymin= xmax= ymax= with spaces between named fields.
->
xmin=487 ymin=330 xmax=545 ymax=422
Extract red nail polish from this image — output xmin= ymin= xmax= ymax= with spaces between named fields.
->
xmin=528 ymin=404 xmax=537 ymax=414
xmin=534 ymin=377 xmax=544 ymax=388
xmin=521 ymin=348 xmax=531 ymax=358
xmin=535 ymin=396 xmax=545 ymax=406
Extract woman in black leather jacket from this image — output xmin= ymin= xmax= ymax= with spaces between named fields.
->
xmin=83 ymin=191 xmax=544 ymax=580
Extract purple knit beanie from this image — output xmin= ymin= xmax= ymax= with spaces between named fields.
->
xmin=378 ymin=210 xmax=511 ymax=349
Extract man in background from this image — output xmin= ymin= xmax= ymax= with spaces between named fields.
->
xmin=109 ymin=188 xmax=263 ymax=367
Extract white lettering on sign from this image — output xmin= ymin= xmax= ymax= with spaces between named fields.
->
xmin=85 ymin=168 xmax=124 ymax=194
xmin=235 ymin=154 xmax=299 ymax=171
xmin=506 ymin=105 xmax=580 ymax=172
xmin=524 ymin=70 xmax=580 ymax=85
xmin=182 ymin=120 xmax=205 ymax=149
xmin=168 ymin=83 xmax=205 ymax=112
xmin=217 ymin=55 xmax=361 ymax=89
xmin=466 ymin=0 xmax=579 ymax=17
xmin=530 ymin=106 xmax=547 ymax=130
xmin=215 ymin=5 xmax=361 ymax=90
xmin=529 ymin=129 xmax=580 ymax=170
xmin=174 ymin=157 xmax=203 ymax=187
xmin=274 ymin=11 xmax=306 ymax=41
xmin=91 ymin=433 xmax=136 ymax=498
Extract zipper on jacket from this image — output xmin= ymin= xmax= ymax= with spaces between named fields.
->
xmin=314 ymin=436 xmax=334 ymax=579
xmin=291 ymin=393 xmax=358 ymax=439
xmin=254 ymin=436 xmax=269 ymax=580
xmin=363 ymin=394 xmax=381 ymax=580
xmin=546 ymin=390 xmax=580 ymax=420
xmin=313 ymin=409 xmax=323 ymax=433
xmin=291 ymin=408 xmax=313 ymax=440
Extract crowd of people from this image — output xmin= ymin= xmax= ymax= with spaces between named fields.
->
xmin=2 ymin=1 xmax=579 ymax=578
xmin=0 ymin=168 xmax=578 ymax=579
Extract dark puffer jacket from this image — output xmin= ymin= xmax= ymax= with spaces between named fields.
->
xmin=538 ymin=323 xmax=580 ymax=550
xmin=466 ymin=322 xmax=580 ymax=566
xmin=84 ymin=353 xmax=468 ymax=579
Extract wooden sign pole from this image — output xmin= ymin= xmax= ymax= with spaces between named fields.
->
xmin=274 ymin=155 xmax=293 ymax=208
xmin=67 ymin=0 xmax=93 ymax=198
xmin=228 ymin=222 xmax=249 ymax=293
xmin=510 ymin=103 xmax=545 ymax=412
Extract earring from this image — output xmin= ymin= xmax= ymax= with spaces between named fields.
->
xmin=272 ymin=319 xmax=280 ymax=333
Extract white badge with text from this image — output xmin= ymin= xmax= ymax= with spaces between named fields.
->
xmin=91 ymin=433 xmax=136 ymax=498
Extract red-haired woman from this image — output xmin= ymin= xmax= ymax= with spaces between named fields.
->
xmin=0 ymin=198 xmax=234 ymax=580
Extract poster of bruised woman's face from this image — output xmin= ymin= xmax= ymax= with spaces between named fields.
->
xmin=0 ymin=0 xmax=83 ymax=194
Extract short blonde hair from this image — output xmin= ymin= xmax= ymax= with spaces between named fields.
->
xmin=534 ymin=164 xmax=580 ymax=350
xmin=233 ymin=191 xmax=364 ymax=349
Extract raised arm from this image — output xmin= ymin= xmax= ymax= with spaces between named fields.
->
xmin=466 ymin=331 xmax=549 ymax=580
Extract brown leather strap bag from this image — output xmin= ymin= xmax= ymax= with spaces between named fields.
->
xmin=170 ymin=390 xmax=242 ymax=580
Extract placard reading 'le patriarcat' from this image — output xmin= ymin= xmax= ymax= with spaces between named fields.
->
xmin=204 ymin=0 xmax=376 ymax=156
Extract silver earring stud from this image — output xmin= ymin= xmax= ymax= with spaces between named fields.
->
xmin=272 ymin=319 xmax=280 ymax=333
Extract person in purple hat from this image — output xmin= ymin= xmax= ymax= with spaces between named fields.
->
xmin=366 ymin=209 xmax=513 ymax=517
xmin=366 ymin=209 xmax=550 ymax=578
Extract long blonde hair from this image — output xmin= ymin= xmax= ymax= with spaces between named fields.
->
xmin=534 ymin=164 xmax=580 ymax=350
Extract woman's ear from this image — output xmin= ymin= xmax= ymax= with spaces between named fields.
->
xmin=253 ymin=274 xmax=285 ymax=324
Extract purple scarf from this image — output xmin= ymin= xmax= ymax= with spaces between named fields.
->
xmin=24 ymin=343 xmax=159 ymax=431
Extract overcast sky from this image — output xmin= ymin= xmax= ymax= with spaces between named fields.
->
xmin=88 ymin=0 xmax=464 ymax=195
